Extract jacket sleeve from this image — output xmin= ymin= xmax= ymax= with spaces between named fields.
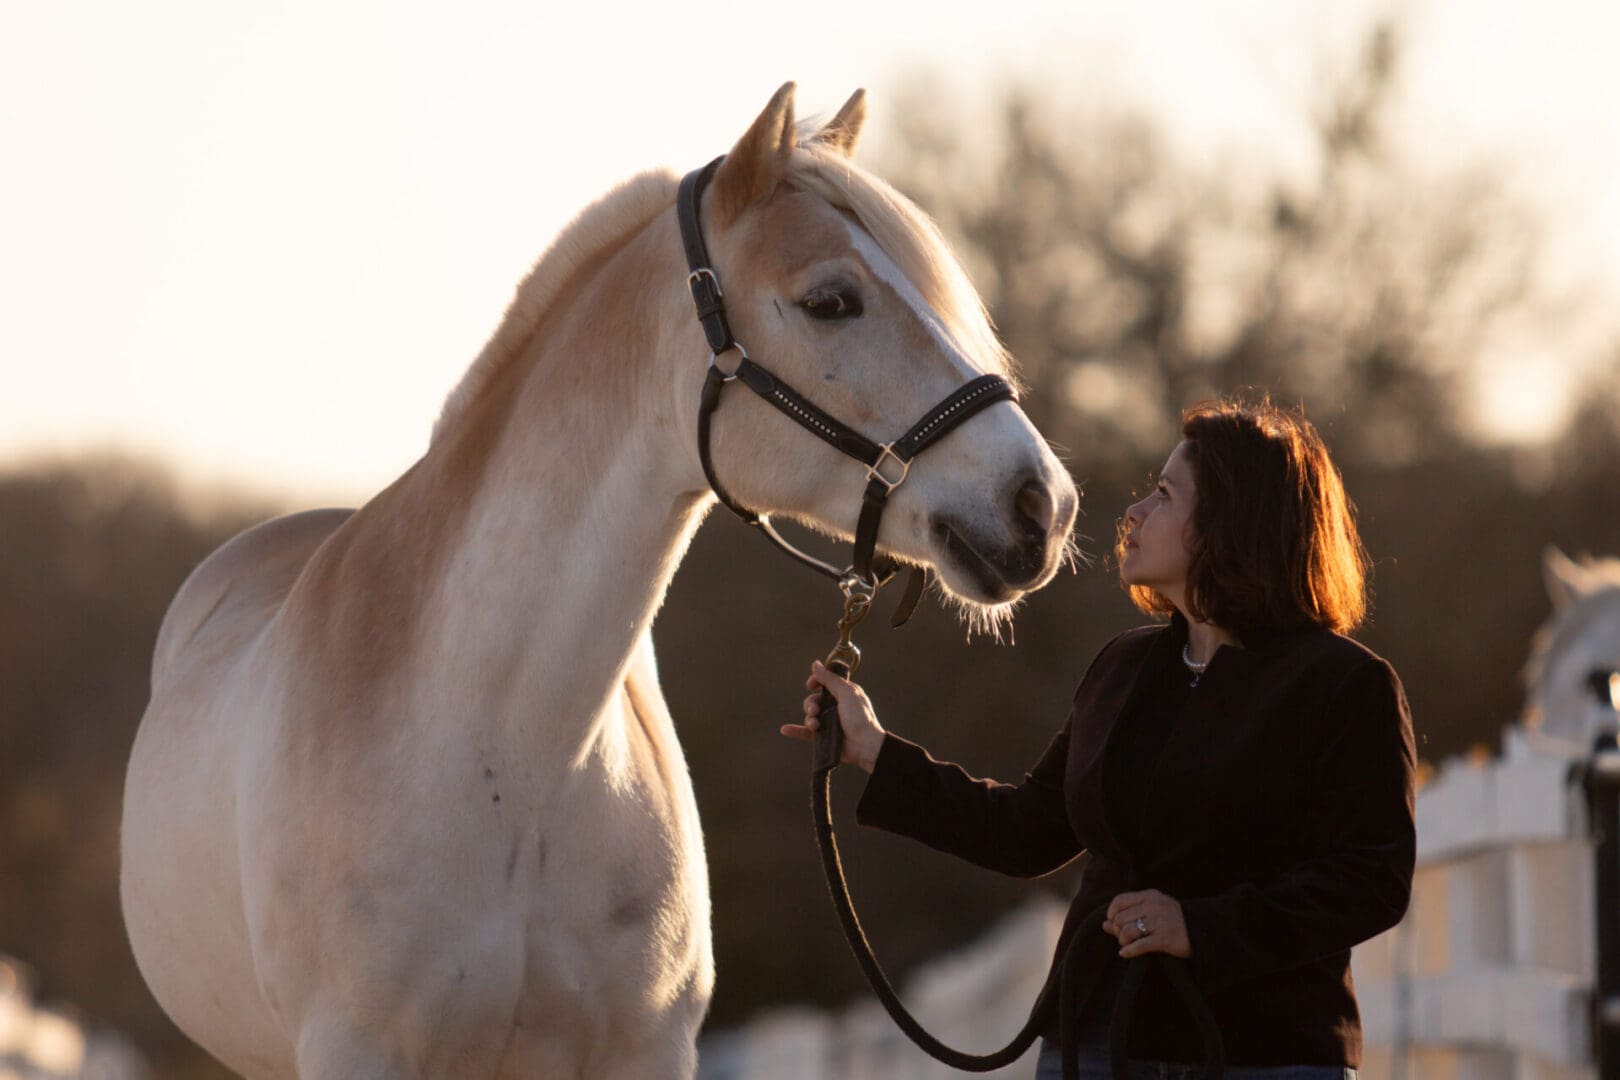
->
xmin=1179 ymin=655 xmax=1417 ymax=993
xmin=853 ymin=722 xmax=1082 ymax=878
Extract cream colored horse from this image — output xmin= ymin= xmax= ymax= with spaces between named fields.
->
xmin=1526 ymin=547 xmax=1620 ymax=753
xmin=121 ymin=84 xmax=1078 ymax=1079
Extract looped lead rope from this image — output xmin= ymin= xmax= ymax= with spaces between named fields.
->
xmin=811 ymin=659 xmax=1225 ymax=1079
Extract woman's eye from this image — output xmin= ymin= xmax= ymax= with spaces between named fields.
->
xmin=800 ymin=288 xmax=863 ymax=321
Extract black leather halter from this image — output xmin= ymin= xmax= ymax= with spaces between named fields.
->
xmin=677 ymin=156 xmax=1017 ymax=617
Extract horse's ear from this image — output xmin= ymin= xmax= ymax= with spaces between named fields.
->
xmin=812 ymin=88 xmax=867 ymax=157
xmin=711 ymin=82 xmax=797 ymax=228
xmin=1544 ymin=546 xmax=1596 ymax=609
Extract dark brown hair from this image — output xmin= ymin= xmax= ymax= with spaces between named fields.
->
xmin=1121 ymin=397 xmax=1369 ymax=636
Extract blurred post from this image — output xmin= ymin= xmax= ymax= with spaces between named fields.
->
xmin=1585 ymin=735 xmax=1620 ymax=1078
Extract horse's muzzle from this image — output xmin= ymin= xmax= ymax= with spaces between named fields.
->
xmin=932 ymin=475 xmax=1076 ymax=600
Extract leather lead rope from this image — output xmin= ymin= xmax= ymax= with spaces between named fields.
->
xmin=814 ymin=662 xmax=1226 ymax=1080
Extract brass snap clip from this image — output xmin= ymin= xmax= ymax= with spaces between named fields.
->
xmin=826 ymin=576 xmax=875 ymax=677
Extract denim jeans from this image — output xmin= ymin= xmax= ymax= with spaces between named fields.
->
xmin=1033 ymin=1040 xmax=1358 ymax=1079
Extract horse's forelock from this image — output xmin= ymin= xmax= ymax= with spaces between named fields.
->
xmin=785 ymin=146 xmax=1018 ymax=388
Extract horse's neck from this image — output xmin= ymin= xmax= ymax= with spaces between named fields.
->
xmin=437 ymin=428 xmax=703 ymax=751
xmin=368 ymin=218 xmax=705 ymax=760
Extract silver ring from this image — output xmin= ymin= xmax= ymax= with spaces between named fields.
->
xmin=1135 ymin=917 xmax=1149 ymax=935
xmin=707 ymin=343 xmax=749 ymax=380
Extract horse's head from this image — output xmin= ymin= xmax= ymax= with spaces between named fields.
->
xmin=685 ymin=84 xmax=1077 ymax=618
xmin=1525 ymin=547 xmax=1620 ymax=754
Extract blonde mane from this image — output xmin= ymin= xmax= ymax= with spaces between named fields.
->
xmin=434 ymin=170 xmax=680 ymax=442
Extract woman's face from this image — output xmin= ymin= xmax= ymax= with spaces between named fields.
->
xmin=1120 ymin=440 xmax=1197 ymax=608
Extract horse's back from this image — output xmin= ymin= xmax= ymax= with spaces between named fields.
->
xmin=123 ymin=507 xmax=353 ymax=1079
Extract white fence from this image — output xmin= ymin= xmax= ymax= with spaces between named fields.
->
xmin=1354 ymin=727 xmax=1598 ymax=1080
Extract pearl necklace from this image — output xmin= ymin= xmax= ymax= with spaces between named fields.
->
xmin=1181 ymin=643 xmax=1210 ymax=685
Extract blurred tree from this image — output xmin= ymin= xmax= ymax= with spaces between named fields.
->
xmin=875 ymin=22 xmax=1554 ymax=471
xmin=0 ymin=459 xmax=260 ymax=1080
xmin=1547 ymin=352 xmax=1620 ymax=544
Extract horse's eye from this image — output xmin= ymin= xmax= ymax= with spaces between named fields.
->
xmin=800 ymin=288 xmax=863 ymax=321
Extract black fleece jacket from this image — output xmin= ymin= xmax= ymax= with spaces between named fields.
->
xmin=854 ymin=615 xmax=1415 ymax=1067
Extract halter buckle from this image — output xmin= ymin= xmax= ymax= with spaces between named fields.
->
xmin=864 ymin=443 xmax=911 ymax=494
xmin=687 ymin=267 xmax=724 ymax=300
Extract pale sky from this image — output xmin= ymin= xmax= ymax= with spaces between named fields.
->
xmin=4 ymin=0 xmax=1617 ymax=503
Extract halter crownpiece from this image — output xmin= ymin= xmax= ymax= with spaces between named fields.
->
xmin=676 ymin=155 xmax=1018 ymax=621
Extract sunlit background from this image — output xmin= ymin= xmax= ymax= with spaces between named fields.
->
xmin=5 ymin=1 xmax=1620 ymax=1077
xmin=5 ymin=0 xmax=1619 ymax=500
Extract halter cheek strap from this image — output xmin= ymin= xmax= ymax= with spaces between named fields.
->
xmin=677 ymin=156 xmax=1017 ymax=621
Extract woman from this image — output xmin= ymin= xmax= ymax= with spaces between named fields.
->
xmin=783 ymin=398 xmax=1415 ymax=1079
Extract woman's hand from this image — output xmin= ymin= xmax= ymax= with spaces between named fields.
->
xmin=1103 ymin=889 xmax=1192 ymax=960
xmin=779 ymin=660 xmax=887 ymax=773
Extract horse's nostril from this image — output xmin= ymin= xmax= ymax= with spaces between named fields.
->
xmin=1014 ymin=479 xmax=1056 ymax=535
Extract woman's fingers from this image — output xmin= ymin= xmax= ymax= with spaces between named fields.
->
xmin=1104 ymin=890 xmax=1192 ymax=960
xmin=795 ymin=660 xmax=884 ymax=773
xmin=806 ymin=665 xmax=853 ymax=713
xmin=1104 ymin=902 xmax=1146 ymax=928
xmin=809 ymin=660 xmax=853 ymax=696
xmin=1106 ymin=891 xmax=1151 ymax=922
xmin=1103 ymin=893 xmax=1156 ymax=941
xmin=1118 ymin=924 xmax=1190 ymax=959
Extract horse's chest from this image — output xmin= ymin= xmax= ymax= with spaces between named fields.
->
xmin=496 ymin=708 xmax=713 ymax=1067
xmin=251 ymin=683 xmax=712 ymax=1076
xmin=519 ymin=763 xmax=702 ymax=966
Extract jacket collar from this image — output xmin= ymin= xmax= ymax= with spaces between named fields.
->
xmin=1167 ymin=610 xmax=1319 ymax=659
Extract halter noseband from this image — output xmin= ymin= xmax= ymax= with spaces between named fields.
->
xmin=677 ymin=156 xmax=1017 ymax=620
